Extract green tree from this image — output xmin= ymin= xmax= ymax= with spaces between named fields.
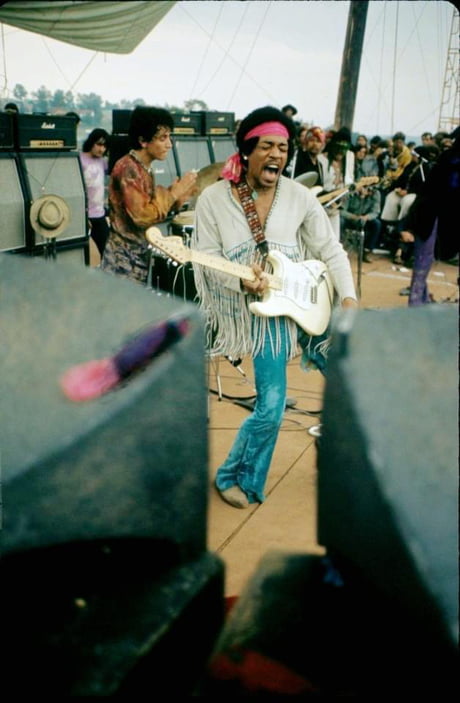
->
xmin=50 ymin=89 xmax=67 ymax=111
xmin=63 ymin=90 xmax=75 ymax=110
xmin=32 ymin=85 xmax=52 ymax=113
xmin=13 ymin=83 xmax=27 ymax=104
xmin=184 ymin=99 xmax=208 ymax=112
xmin=77 ymin=92 xmax=103 ymax=124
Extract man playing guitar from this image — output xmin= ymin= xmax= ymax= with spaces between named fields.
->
xmin=190 ymin=106 xmax=358 ymax=509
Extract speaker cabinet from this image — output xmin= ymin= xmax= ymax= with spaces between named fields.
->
xmin=173 ymin=137 xmax=212 ymax=176
xmin=108 ymin=133 xmax=130 ymax=172
xmin=209 ymin=136 xmax=236 ymax=163
xmin=112 ymin=108 xmax=132 ymax=134
xmin=318 ymin=306 xmax=458 ymax=651
xmin=1 ymin=254 xmax=223 ymax=695
xmin=0 ymin=111 xmax=15 ymax=150
xmin=19 ymin=151 xmax=88 ymax=246
xmin=30 ymin=238 xmax=90 ymax=266
xmin=0 ymin=152 xmax=28 ymax=252
xmin=1 ymin=253 xmax=209 ymax=561
xmin=153 ymin=148 xmax=178 ymax=187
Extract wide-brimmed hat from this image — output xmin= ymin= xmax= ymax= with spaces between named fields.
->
xmin=30 ymin=194 xmax=71 ymax=238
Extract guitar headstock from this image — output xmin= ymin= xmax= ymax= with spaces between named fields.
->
xmin=358 ymin=176 xmax=379 ymax=187
xmin=145 ymin=227 xmax=191 ymax=265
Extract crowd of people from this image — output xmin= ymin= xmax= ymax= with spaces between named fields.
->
xmin=285 ymin=120 xmax=457 ymax=269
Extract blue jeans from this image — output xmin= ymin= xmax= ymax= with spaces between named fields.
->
xmin=215 ymin=318 xmax=328 ymax=504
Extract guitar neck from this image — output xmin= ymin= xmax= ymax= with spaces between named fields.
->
xmin=317 ymin=177 xmax=379 ymax=204
xmin=187 ymin=249 xmax=280 ymax=290
xmin=317 ymin=187 xmax=348 ymax=204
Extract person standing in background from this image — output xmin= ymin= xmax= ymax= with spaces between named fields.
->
xmin=319 ymin=127 xmax=355 ymax=239
xmin=80 ymin=128 xmax=111 ymax=257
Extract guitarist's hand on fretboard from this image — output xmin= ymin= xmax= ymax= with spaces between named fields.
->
xmin=241 ymin=262 xmax=269 ymax=296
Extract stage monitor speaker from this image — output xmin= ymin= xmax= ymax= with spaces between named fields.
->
xmin=0 ymin=152 xmax=28 ymax=252
xmin=173 ymin=137 xmax=212 ymax=176
xmin=19 ymin=151 xmax=88 ymax=246
xmin=1 ymin=253 xmax=208 ymax=562
xmin=317 ymin=305 xmax=458 ymax=652
xmin=209 ymin=136 xmax=237 ymax=163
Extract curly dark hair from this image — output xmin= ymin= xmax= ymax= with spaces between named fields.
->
xmin=82 ymin=128 xmax=110 ymax=153
xmin=236 ymin=106 xmax=297 ymax=165
xmin=128 ymin=106 xmax=174 ymax=149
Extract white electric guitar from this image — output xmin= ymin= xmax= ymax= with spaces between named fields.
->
xmin=146 ymin=227 xmax=334 ymax=336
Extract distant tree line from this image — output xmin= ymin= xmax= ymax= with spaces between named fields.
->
xmin=2 ymin=84 xmax=209 ymax=130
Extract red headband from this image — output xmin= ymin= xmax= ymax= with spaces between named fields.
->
xmin=244 ymin=121 xmax=289 ymax=141
xmin=221 ymin=121 xmax=289 ymax=183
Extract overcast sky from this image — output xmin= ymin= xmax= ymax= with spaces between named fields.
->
xmin=0 ymin=1 xmax=457 ymax=138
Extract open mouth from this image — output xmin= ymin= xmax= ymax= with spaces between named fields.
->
xmin=263 ymin=164 xmax=280 ymax=182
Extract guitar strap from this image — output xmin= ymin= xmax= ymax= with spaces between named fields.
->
xmin=235 ymin=180 xmax=269 ymax=267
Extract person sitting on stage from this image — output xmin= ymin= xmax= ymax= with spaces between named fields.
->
xmin=191 ymin=106 xmax=358 ymax=509
xmin=340 ymin=182 xmax=382 ymax=262
xmin=101 ymin=106 xmax=197 ymax=285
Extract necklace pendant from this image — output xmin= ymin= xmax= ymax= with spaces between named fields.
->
xmin=251 ymin=189 xmax=258 ymax=201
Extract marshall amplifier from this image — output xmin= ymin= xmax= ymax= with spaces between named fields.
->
xmin=172 ymin=112 xmax=202 ymax=135
xmin=0 ymin=111 xmax=15 ymax=150
xmin=198 ymin=111 xmax=235 ymax=135
xmin=16 ymin=114 xmax=77 ymax=151
xmin=112 ymin=109 xmax=132 ymax=135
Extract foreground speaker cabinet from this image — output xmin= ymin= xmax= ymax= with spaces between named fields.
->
xmin=19 ymin=150 xmax=89 ymax=247
xmin=1 ymin=255 xmax=223 ymax=694
xmin=318 ymin=306 xmax=458 ymax=655
xmin=2 ymin=254 xmax=209 ymax=558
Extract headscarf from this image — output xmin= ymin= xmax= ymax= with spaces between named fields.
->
xmin=306 ymin=126 xmax=326 ymax=145
xmin=221 ymin=121 xmax=290 ymax=183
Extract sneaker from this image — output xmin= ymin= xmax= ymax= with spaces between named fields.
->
xmin=217 ymin=485 xmax=249 ymax=509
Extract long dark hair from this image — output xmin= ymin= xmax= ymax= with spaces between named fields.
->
xmin=128 ymin=106 xmax=174 ymax=150
xmin=82 ymin=128 xmax=110 ymax=153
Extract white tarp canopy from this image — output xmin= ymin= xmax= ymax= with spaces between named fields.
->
xmin=0 ymin=0 xmax=176 ymax=54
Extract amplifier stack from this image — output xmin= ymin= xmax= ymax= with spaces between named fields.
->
xmin=0 ymin=111 xmax=89 ymax=263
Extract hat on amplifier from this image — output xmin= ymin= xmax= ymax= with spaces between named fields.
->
xmin=30 ymin=194 xmax=71 ymax=238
